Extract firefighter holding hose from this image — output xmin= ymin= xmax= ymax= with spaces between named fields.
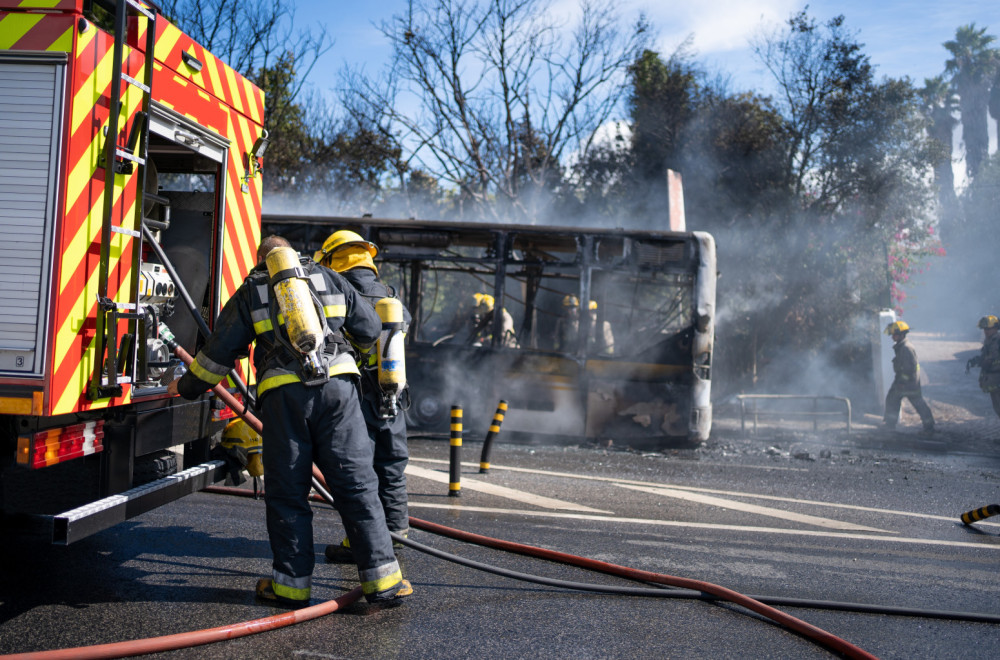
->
xmin=168 ymin=235 xmax=411 ymax=607
xmin=883 ymin=320 xmax=935 ymax=433
xmin=314 ymin=230 xmax=413 ymax=563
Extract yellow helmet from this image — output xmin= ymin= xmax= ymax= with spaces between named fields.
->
xmin=979 ymin=315 xmax=999 ymax=329
xmin=588 ymin=300 xmax=598 ymax=310
xmin=884 ymin=320 xmax=910 ymax=335
xmin=473 ymin=293 xmax=495 ymax=311
xmin=562 ymin=295 xmax=579 ymax=308
xmin=313 ymin=229 xmax=378 ymax=263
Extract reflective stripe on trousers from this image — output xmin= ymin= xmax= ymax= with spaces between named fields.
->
xmin=259 ymin=378 xmax=400 ymax=600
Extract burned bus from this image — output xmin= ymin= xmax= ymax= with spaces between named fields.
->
xmin=263 ymin=215 xmax=716 ymax=448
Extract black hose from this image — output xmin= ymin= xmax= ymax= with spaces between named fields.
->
xmin=294 ymin=483 xmax=1000 ymax=624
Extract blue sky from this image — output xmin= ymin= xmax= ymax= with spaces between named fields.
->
xmin=298 ymin=0 xmax=1000 ymax=101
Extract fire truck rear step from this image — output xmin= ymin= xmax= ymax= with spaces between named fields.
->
xmin=48 ymin=460 xmax=226 ymax=545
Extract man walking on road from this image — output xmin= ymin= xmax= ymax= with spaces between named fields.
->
xmin=168 ymin=235 xmax=411 ymax=607
xmin=883 ymin=320 xmax=935 ymax=433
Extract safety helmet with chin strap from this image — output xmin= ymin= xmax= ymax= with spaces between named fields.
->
xmin=314 ymin=230 xmax=378 ymax=264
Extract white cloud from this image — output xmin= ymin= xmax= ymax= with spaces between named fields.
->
xmin=638 ymin=0 xmax=799 ymax=55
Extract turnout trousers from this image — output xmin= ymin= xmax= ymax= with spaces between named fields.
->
xmin=360 ymin=390 xmax=409 ymax=534
xmin=259 ymin=377 xmax=403 ymax=602
xmin=883 ymin=383 xmax=935 ymax=430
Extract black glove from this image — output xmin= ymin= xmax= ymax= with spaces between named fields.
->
xmin=967 ymin=356 xmax=982 ymax=374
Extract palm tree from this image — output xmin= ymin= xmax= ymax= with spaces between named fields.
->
xmin=944 ymin=24 xmax=999 ymax=180
xmin=918 ymin=76 xmax=959 ymax=216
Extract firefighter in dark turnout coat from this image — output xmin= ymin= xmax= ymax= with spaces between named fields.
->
xmin=315 ymin=230 xmax=412 ymax=563
xmin=883 ymin=320 xmax=935 ymax=432
xmin=169 ymin=235 xmax=410 ymax=606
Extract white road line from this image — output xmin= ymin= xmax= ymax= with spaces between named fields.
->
xmin=405 ymin=464 xmax=612 ymax=513
xmin=615 ymin=483 xmax=890 ymax=533
xmin=409 ymin=457 xmax=1000 ymax=528
xmin=408 ymin=502 xmax=1000 ymax=550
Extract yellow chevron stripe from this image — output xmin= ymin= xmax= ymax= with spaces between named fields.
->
xmin=48 ymin=25 xmax=72 ymax=52
xmin=17 ymin=0 xmax=62 ymax=7
xmin=241 ymin=76 xmax=261 ymax=123
xmin=222 ymin=62 xmax=245 ymax=114
xmin=53 ymin=197 xmax=138 ymax=412
xmin=0 ymin=12 xmax=43 ymax=49
xmin=63 ymin=102 xmax=145 ymax=293
xmin=203 ymin=51 xmax=227 ymax=108
xmin=71 ymin=34 xmax=112 ymax=136
xmin=155 ymin=21 xmax=182 ymax=67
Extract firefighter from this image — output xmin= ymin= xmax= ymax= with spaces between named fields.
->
xmin=554 ymin=295 xmax=581 ymax=352
xmin=313 ymin=230 xmax=412 ymax=563
xmin=555 ymin=296 xmax=614 ymax=355
xmin=883 ymin=320 xmax=935 ymax=432
xmin=470 ymin=292 xmax=518 ymax=347
xmin=967 ymin=315 xmax=1000 ymax=421
xmin=585 ymin=300 xmax=615 ymax=356
xmin=168 ymin=235 xmax=411 ymax=607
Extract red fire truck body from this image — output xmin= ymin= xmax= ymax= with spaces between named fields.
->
xmin=0 ymin=0 xmax=264 ymax=543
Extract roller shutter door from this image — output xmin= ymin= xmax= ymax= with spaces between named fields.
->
xmin=0 ymin=54 xmax=65 ymax=376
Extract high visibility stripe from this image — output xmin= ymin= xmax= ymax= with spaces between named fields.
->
xmin=272 ymin=570 xmax=310 ymax=601
xmin=359 ymin=564 xmax=402 ymax=596
xmin=190 ymin=353 xmax=230 ymax=380
xmin=324 ymin=304 xmax=347 ymax=318
xmin=256 ymin=361 xmax=361 ymax=396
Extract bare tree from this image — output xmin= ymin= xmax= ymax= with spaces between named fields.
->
xmin=343 ymin=0 xmax=648 ymax=222
xmin=160 ymin=0 xmax=331 ymax=133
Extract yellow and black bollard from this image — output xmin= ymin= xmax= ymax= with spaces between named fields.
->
xmin=960 ymin=504 xmax=1000 ymax=525
xmin=479 ymin=400 xmax=508 ymax=474
xmin=449 ymin=406 xmax=462 ymax=497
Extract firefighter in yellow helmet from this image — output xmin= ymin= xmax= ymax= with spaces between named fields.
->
xmin=169 ymin=235 xmax=410 ymax=607
xmin=315 ymin=229 xmax=413 ymax=563
xmin=882 ymin=320 xmax=935 ymax=432
xmin=470 ymin=292 xmax=518 ymax=347
xmin=967 ymin=315 xmax=1000 ymax=420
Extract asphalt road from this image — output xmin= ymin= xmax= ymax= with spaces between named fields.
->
xmin=3 ymin=423 xmax=1000 ymax=660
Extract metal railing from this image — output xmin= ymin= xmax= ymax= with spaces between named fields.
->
xmin=736 ymin=394 xmax=852 ymax=436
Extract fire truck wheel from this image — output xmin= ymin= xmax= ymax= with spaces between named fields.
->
xmin=133 ymin=450 xmax=177 ymax=486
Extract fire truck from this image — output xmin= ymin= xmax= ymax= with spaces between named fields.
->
xmin=0 ymin=0 xmax=265 ymax=544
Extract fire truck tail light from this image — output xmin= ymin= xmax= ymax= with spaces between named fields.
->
xmin=16 ymin=421 xmax=105 ymax=469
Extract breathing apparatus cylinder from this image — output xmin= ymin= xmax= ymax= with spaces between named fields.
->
xmin=375 ymin=296 xmax=407 ymax=418
xmin=265 ymin=247 xmax=325 ymax=378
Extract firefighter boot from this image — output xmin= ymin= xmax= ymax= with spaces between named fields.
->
xmin=255 ymin=578 xmax=310 ymax=609
xmin=325 ymin=538 xmax=355 ymax=564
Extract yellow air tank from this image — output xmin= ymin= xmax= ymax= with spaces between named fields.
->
xmin=265 ymin=247 xmax=325 ymax=374
xmin=375 ymin=296 xmax=407 ymax=417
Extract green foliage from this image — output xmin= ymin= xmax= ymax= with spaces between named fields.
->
xmin=943 ymin=24 xmax=999 ymax=179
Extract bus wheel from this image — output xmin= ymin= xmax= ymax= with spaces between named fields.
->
xmin=405 ymin=390 xmax=448 ymax=432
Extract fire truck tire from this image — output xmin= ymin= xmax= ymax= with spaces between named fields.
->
xmin=133 ymin=450 xmax=177 ymax=486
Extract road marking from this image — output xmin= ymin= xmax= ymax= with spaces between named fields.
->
xmin=409 ymin=457 xmax=1000 ymax=528
xmin=407 ymin=502 xmax=1000 ymax=550
xmin=615 ymin=483 xmax=890 ymax=533
xmin=405 ymin=464 xmax=611 ymax=514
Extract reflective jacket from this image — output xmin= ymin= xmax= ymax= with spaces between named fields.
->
xmin=177 ymin=257 xmax=381 ymax=400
